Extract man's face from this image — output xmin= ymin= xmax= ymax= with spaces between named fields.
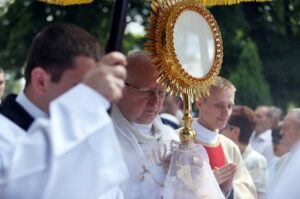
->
xmin=119 ymin=81 xmax=165 ymax=124
xmin=0 ymin=72 xmax=5 ymax=99
xmin=254 ymin=107 xmax=272 ymax=134
xmin=44 ymin=56 xmax=96 ymax=112
xmin=281 ymin=112 xmax=300 ymax=149
xmin=118 ymin=56 xmax=165 ymax=124
xmin=197 ymin=87 xmax=235 ymax=131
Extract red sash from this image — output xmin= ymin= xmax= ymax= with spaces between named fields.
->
xmin=204 ymin=143 xmax=226 ymax=169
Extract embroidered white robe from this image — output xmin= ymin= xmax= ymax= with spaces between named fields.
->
xmin=111 ymin=105 xmax=179 ymax=199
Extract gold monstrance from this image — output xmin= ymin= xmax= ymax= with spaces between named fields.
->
xmin=146 ymin=0 xmax=223 ymax=146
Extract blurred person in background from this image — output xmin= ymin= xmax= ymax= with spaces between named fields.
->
xmin=221 ymin=105 xmax=267 ymax=199
xmin=250 ymin=106 xmax=275 ymax=163
xmin=271 ymin=123 xmax=288 ymax=158
xmin=267 ymin=123 xmax=289 ymax=188
xmin=267 ymin=108 xmax=300 ymax=199
xmin=160 ymin=95 xmax=183 ymax=129
xmin=269 ymin=106 xmax=283 ymax=128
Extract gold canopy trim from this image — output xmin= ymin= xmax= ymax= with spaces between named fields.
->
xmin=38 ymin=0 xmax=93 ymax=6
xmin=37 ymin=0 xmax=270 ymax=6
xmin=199 ymin=0 xmax=270 ymax=5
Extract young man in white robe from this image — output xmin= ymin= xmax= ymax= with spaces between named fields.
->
xmin=0 ymin=23 xmax=128 ymax=199
xmin=193 ymin=76 xmax=256 ymax=199
xmin=221 ymin=105 xmax=268 ymax=198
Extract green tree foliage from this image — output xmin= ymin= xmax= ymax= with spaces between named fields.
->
xmin=211 ymin=1 xmax=300 ymax=110
xmin=0 ymin=1 xmax=112 ymax=78
xmin=0 ymin=0 xmax=150 ymax=74
xmin=229 ymin=38 xmax=272 ymax=108
xmin=210 ymin=5 xmax=250 ymax=78
xmin=210 ymin=5 xmax=272 ymax=109
xmin=241 ymin=0 xmax=300 ymax=109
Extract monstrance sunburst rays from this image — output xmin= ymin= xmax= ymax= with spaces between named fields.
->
xmin=145 ymin=0 xmax=223 ymax=101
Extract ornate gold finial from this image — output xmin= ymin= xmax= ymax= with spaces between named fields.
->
xmin=38 ymin=0 xmax=93 ymax=6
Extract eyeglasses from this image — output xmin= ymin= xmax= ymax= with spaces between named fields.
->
xmin=125 ymin=82 xmax=166 ymax=98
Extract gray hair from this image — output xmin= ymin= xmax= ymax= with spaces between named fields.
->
xmin=269 ymin=106 xmax=282 ymax=118
xmin=256 ymin=105 xmax=277 ymax=120
xmin=290 ymin=108 xmax=300 ymax=128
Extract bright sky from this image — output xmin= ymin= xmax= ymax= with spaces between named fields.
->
xmin=125 ymin=21 xmax=145 ymax=36
xmin=0 ymin=0 xmax=13 ymax=7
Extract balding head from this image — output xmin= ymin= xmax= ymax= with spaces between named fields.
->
xmin=126 ymin=51 xmax=155 ymax=85
xmin=117 ymin=51 xmax=165 ymax=124
xmin=282 ymin=108 xmax=300 ymax=149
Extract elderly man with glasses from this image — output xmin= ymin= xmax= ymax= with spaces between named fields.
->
xmin=111 ymin=51 xmax=179 ymax=199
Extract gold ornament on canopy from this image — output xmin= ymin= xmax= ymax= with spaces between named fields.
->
xmin=38 ymin=0 xmax=93 ymax=6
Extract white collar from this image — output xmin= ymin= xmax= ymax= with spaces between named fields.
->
xmin=16 ymin=91 xmax=48 ymax=119
xmin=112 ymin=105 xmax=162 ymax=144
xmin=131 ymin=122 xmax=153 ymax=137
xmin=192 ymin=119 xmax=219 ymax=145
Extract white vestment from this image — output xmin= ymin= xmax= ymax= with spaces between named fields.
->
xmin=266 ymin=142 xmax=300 ymax=199
xmin=193 ymin=120 xmax=257 ymax=199
xmin=249 ymin=130 xmax=274 ymax=164
xmin=111 ymin=105 xmax=179 ymax=199
xmin=242 ymin=145 xmax=268 ymax=198
xmin=267 ymin=153 xmax=289 ymax=192
xmin=0 ymin=84 xmax=128 ymax=199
